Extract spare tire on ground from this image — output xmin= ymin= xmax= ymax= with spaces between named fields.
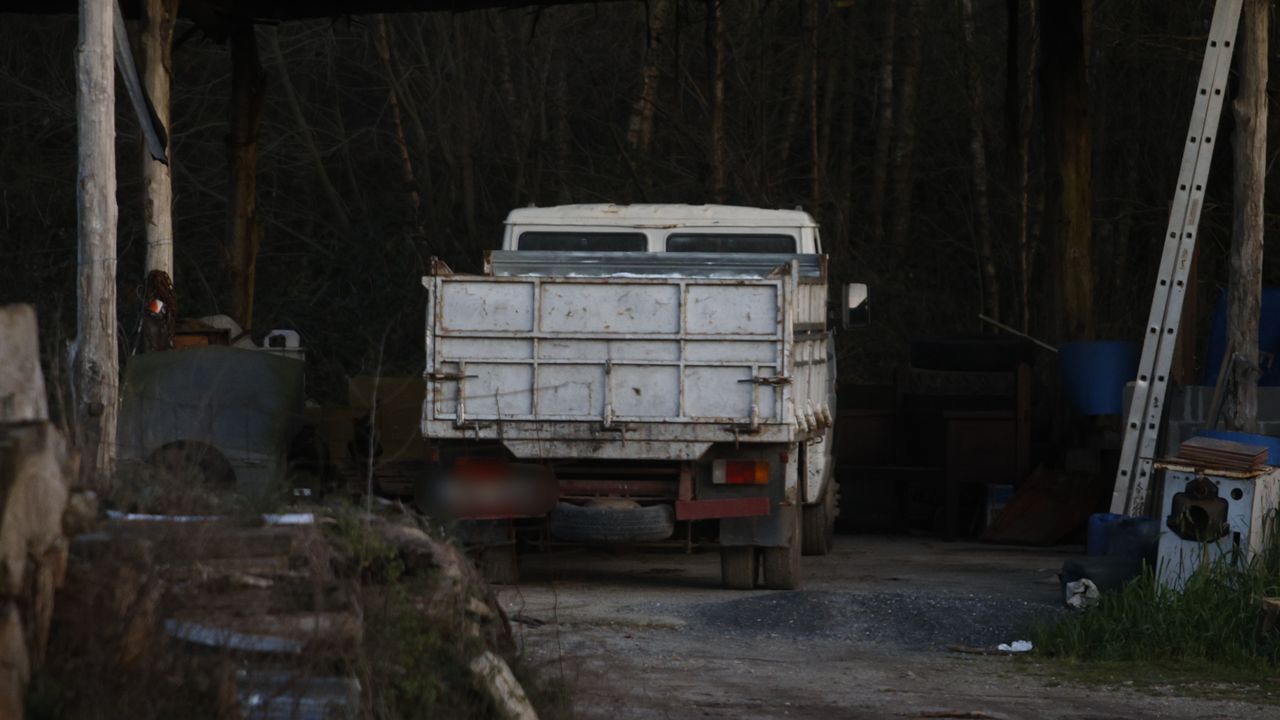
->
xmin=548 ymin=501 xmax=675 ymax=544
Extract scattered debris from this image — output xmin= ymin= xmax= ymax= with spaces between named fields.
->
xmin=996 ymin=640 xmax=1033 ymax=653
xmin=165 ymin=618 xmax=304 ymax=654
xmin=1176 ymin=435 xmax=1269 ymax=470
xmin=1064 ymin=578 xmax=1101 ymax=610
xmin=105 ymin=510 xmax=316 ymax=524
xmin=238 ymin=669 xmax=361 ymax=720
xmin=982 ymin=465 xmax=1107 ymax=545
xmin=470 ymin=650 xmax=540 ymax=720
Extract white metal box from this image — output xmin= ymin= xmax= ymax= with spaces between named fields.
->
xmin=1155 ymin=463 xmax=1280 ymax=589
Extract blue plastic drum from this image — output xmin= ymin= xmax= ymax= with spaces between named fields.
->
xmin=1059 ymin=341 xmax=1139 ymax=416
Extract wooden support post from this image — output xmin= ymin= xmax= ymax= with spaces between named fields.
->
xmin=1228 ymin=0 xmax=1267 ymax=433
xmin=75 ymin=0 xmax=119 ymax=486
xmin=226 ymin=21 xmax=265 ymax=330
xmin=141 ymin=0 xmax=177 ymax=279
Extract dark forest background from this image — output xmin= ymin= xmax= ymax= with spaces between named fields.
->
xmin=2 ymin=0 xmax=1279 ymax=401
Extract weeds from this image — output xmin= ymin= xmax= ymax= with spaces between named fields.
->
xmin=1034 ymin=518 xmax=1280 ymax=671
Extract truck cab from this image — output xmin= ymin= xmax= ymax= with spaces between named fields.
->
xmin=421 ymin=204 xmax=848 ymax=589
xmin=502 ymin=204 xmax=822 ymax=254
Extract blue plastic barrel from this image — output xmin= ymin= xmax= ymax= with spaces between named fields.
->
xmin=1059 ymin=341 xmax=1139 ymax=416
xmin=1087 ymin=513 xmax=1124 ymax=556
xmin=1193 ymin=429 xmax=1280 ymax=465
xmin=1105 ymin=517 xmax=1160 ymax=566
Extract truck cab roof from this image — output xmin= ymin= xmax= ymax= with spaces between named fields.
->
xmin=502 ymin=204 xmax=821 ymax=254
xmin=505 ymin=204 xmax=818 ymax=228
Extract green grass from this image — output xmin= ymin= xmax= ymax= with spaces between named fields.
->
xmin=1032 ymin=515 xmax=1280 ymax=684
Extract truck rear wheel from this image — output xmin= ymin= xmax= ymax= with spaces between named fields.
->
xmin=761 ymin=506 xmax=801 ymax=590
xmin=720 ymin=547 xmax=757 ymax=589
xmin=802 ymin=480 xmax=836 ymax=556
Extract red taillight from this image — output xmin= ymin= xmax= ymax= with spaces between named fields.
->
xmin=724 ymin=460 xmax=769 ymax=485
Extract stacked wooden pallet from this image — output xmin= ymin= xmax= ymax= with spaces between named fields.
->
xmin=1176 ymin=436 xmax=1270 ymax=470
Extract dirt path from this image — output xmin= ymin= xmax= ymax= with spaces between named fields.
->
xmin=498 ymin=536 xmax=1277 ymax=720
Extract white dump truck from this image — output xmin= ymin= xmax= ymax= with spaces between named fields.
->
xmin=419 ymin=204 xmax=865 ymax=589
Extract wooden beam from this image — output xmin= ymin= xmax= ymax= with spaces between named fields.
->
xmin=75 ymin=0 xmax=119 ymax=485
xmin=141 ymin=0 xmax=177 ymax=279
xmin=1228 ymin=0 xmax=1267 ymax=432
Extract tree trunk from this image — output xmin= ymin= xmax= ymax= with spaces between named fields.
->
xmin=75 ymin=0 xmax=119 ymax=486
xmin=554 ymin=50 xmax=573 ymax=204
xmin=1228 ymin=0 xmax=1268 ymax=433
xmin=373 ymin=15 xmax=422 ymax=228
xmin=1004 ymin=0 xmax=1019 ymax=171
xmin=1039 ymin=0 xmax=1092 ymax=341
xmin=140 ymin=0 xmax=176 ymax=280
xmin=806 ymin=0 xmax=820 ymax=206
xmin=889 ymin=0 xmax=922 ymax=252
xmin=226 ymin=22 xmax=265 ymax=330
xmin=1017 ymin=0 xmax=1038 ymax=333
xmin=707 ymin=0 xmax=727 ymax=203
xmin=960 ymin=0 xmax=999 ymax=321
xmin=870 ymin=0 xmax=896 ymax=246
xmin=627 ymin=0 xmax=671 ymax=161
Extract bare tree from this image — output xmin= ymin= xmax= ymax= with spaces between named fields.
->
xmin=374 ymin=15 xmax=423 ymax=227
xmin=627 ymin=0 xmax=671 ymax=162
xmin=869 ymin=0 xmax=896 ymax=245
xmin=269 ymin=29 xmax=351 ymax=237
xmin=75 ymin=0 xmax=119 ymax=485
xmin=1228 ymin=0 xmax=1268 ymax=432
xmin=1040 ymin=0 xmax=1093 ymax=341
xmin=806 ymin=0 xmax=820 ymax=205
xmin=707 ymin=0 xmax=727 ymax=202
xmin=889 ymin=0 xmax=922 ymax=252
xmin=226 ymin=21 xmax=265 ymax=330
xmin=1016 ymin=0 xmax=1038 ymax=333
xmin=959 ymin=0 xmax=999 ymax=320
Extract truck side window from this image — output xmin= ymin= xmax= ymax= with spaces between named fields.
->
xmin=665 ymin=233 xmax=796 ymax=253
xmin=517 ymin=232 xmax=647 ymax=251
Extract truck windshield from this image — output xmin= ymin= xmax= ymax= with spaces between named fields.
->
xmin=665 ymin=233 xmax=796 ymax=253
xmin=517 ymin=231 xmax=647 ymax=251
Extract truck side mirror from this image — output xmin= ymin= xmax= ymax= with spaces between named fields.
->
xmin=843 ymin=283 xmax=870 ymax=328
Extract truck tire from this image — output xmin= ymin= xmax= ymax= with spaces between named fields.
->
xmin=761 ymin=506 xmax=802 ymax=590
xmin=720 ymin=547 xmax=757 ymax=589
xmin=548 ymin=502 xmax=675 ymax=544
xmin=802 ymin=480 xmax=837 ymax=556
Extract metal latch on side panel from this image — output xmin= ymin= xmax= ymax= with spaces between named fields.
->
xmin=738 ymin=376 xmax=791 ymax=386
xmin=425 ymin=371 xmax=476 ymax=382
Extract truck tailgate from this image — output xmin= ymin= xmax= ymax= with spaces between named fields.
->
xmin=424 ymin=271 xmax=793 ymax=432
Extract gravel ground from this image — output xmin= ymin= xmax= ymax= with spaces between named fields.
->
xmin=681 ymin=590 xmax=1063 ymax=649
xmin=500 ymin=537 xmax=1279 ymax=720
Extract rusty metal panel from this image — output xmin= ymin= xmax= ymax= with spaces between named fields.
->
xmin=675 ymin=497 xmax=770 ymax=521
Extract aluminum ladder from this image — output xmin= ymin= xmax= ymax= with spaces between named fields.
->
xmin=1110 ymin=0 xmax=1243 ymax=516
